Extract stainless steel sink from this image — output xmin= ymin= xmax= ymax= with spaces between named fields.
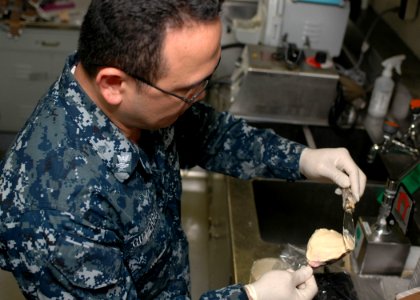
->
xmin=250 ymin=122 xmax=388 ymax=182
xmin=247 ymin=122 xmax=387 ymax=243
xmin=253 ymin=179 xmax=383 ymax=245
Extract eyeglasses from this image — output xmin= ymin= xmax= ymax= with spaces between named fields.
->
xmin=131 ymin=74 xmax=210 ymax=104
xmin=129 ymin=57 xmax=221 ymax=105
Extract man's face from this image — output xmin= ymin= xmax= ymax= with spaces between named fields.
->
xmin=122 ymin=18 xmax=223 ymax=130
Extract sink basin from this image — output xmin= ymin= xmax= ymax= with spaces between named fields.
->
xmin=253 ymin=179 xmax=383 ymax=245
xmin=249 ymin=122 xmax=388 ymax=182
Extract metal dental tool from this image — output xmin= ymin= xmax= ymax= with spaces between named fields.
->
xmin=342 ymin=188 xmax=356 ymax=250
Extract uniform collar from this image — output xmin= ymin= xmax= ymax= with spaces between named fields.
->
xmin=61 ymin=53 xmax=153 ymax=182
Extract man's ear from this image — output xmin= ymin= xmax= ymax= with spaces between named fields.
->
xmin=95 ymin=67 xmax=127 ymax=106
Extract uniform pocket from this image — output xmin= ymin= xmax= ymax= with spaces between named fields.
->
xmin=51 ymin=234 xmax=123 ymax=290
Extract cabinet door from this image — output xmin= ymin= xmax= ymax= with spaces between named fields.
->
xmin=0 ymin=51 xmax=53 ymax=132
xmin=0 ymin=29 xmax=78 ymax=132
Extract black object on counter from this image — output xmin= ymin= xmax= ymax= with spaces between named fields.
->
xmin=314 ymin=272 xmax=359 ymax=300
xmin=315 ymin=51 xmax=327 ymax=64
xmin=285 ymin=43 xmax=305 ymax=69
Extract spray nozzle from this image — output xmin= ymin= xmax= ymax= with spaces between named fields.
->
xmin=382 ymin=54 xmax=406 ymax=77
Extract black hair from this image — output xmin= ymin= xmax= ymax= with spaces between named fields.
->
xmin=78 ymin=0 xmax=222 ymax=82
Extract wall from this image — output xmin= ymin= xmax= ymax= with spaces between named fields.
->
xmin=370 ymin=0 xmax=420 ymax=59
xmin=73 ymin=0 xmax=90 ymax=12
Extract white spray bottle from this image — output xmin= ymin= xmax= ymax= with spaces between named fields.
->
xmin=367 ymin=54 xmax=406 ymax=118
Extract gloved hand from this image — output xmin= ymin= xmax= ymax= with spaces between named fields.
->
xmin=299 ymin=147 xmax=366 ymax=201
xmin=244 ymin=266 xmax=318 ymax=300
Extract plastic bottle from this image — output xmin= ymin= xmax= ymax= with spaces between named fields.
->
xmin=367 ymin=54 xmax=406 ymax=118
xmin=390 ymin=82 xmax=412 ymax=120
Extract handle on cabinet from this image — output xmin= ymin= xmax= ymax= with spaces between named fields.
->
xmin=40 ymin=40 xmax=61 ymax=48
xmin=28 ymin=72 xmax=49 ymax=81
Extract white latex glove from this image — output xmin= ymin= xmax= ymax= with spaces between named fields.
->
xmin=299 ymin=148 xmax=366 ymax=201
xmin=244 ymin=266 xmax=318 ymax=300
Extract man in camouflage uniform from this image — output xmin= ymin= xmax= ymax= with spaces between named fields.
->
xmin=0 ymin=0 xmax=366 ymax=299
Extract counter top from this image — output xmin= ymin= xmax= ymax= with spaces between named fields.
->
xmin=227 ymin=177 xmax=285 ymax=284
xmin=23 ymin=20 xmax=81 ymax=30
xmin=227 ymin=177 xmax=350 ymax=283
xmin=0 ymin=0 xmax=88 ymax=33
xmin=226 ymin=176 xmax=411 ymax=299
xmin=1 ymin=19 xmax=81 ymax=32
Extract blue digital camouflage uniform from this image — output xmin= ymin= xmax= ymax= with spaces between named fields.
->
xmin=0 ymin=53 xmax=306 ymax=299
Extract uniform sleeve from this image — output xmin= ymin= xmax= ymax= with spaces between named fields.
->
xmin=199 ymin=284 xmax=249 ymax=300
xmin=5 ymin=210 xmax=138 ymax=299
xmin=175 ymin=102 xmax=306 ymax=180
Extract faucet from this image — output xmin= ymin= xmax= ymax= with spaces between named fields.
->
xmin=371 ymin=178 xmax=398 ymax=239
xmin=367 ymin=100 xmax=420 ymax=240
xmin=402 ymin=99 xmax=420 ymax=149
xmin=367 ymin=99 xmax=420 ymax=163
